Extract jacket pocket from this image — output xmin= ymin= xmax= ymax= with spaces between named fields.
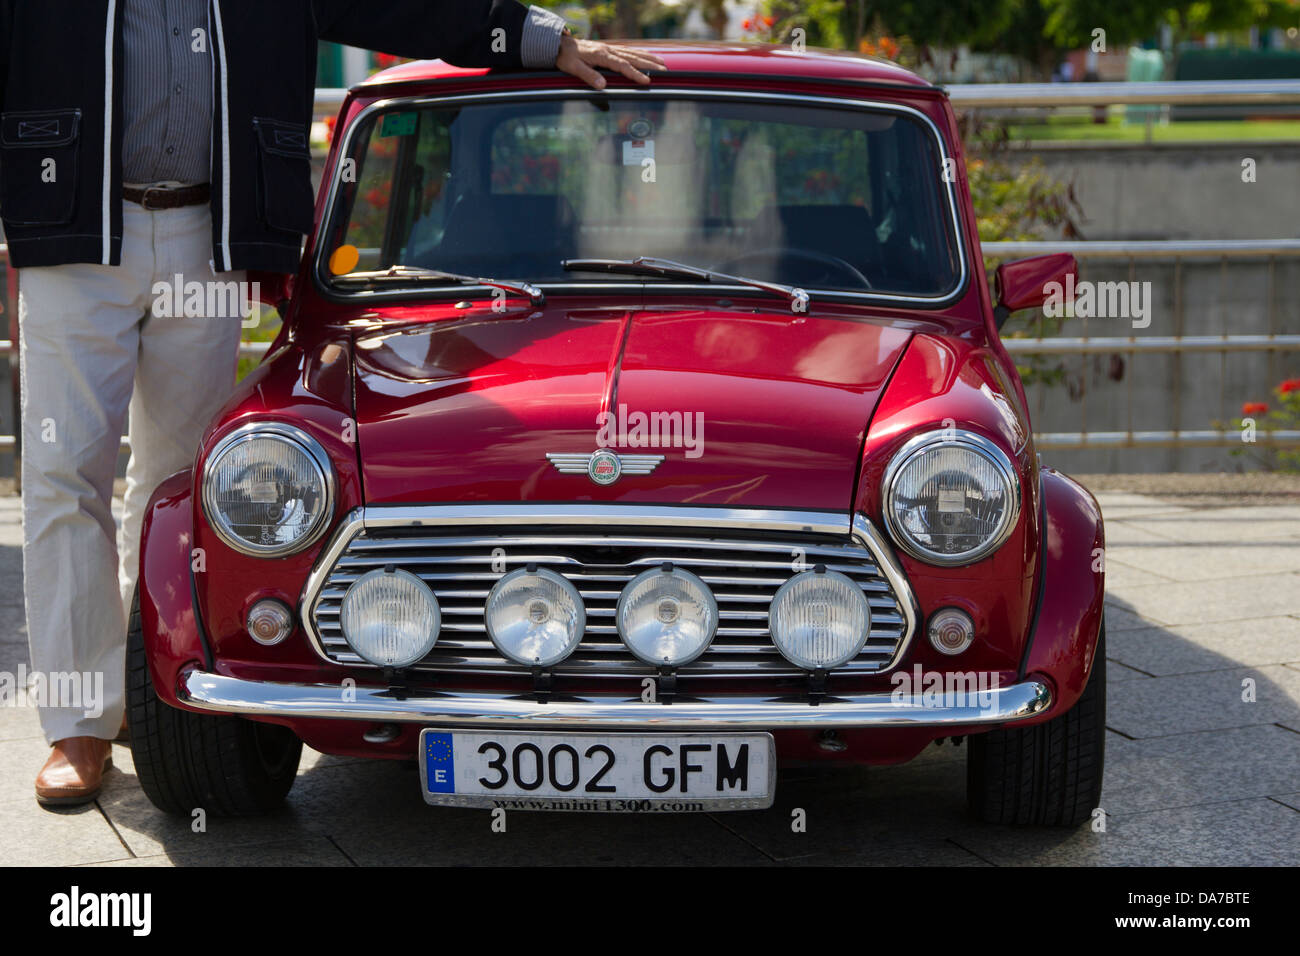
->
xmin=0 ymin=108 xmax=82 ymax=226
xmin=252 ymin=117 xmax=314 ymax=235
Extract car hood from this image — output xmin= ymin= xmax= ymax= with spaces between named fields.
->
xmin=351 ymin=304 xmax=913 ymax=510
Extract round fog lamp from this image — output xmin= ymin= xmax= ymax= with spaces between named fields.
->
xmin=927 ymin=607 xmax=974 ymax=655
xmin=246 ymin=599 xmax=294 ymax=646
xmin=340 ymin=567 xmax=440 ymax=668
xmin=486 ymin=568 xmax=585 ymax=667
xmin=617 ymin=566 xmax=718 ymax=666
xmin=769 ymin=569 xmax=871 ymax=670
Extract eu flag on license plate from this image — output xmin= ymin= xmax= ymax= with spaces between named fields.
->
xmin=424 ymin=733 xmax=455 ymax=793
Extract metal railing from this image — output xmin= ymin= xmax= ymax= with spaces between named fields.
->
xmin=0 ymin=80 xmax=1295 ymax=477
xmin=308 ymin=80 xmax=1300 ymax=117
xmin=982 ymin=238 xmax=1300 ymax=451
xmin=945 ymin=79 xmax=1300 ymax=108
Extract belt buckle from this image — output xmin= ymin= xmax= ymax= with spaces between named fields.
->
xmin=140 ymin=185 xmax=170 ymax=210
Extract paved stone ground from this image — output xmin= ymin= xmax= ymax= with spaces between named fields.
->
xmin=1 ymin=486 xmax=1297 ymax=866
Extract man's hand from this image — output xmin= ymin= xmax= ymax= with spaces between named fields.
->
xmin=555 ymin=35 xmax=666 ymax=89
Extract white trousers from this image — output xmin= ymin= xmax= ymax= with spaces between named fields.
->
xmin=20 ymin=201 xmax=245 ymax=743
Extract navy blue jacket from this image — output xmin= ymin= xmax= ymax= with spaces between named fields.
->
xmin=0 ymin=0 xmax=534 ymax=272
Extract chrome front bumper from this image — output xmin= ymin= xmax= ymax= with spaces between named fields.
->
xmin=178 ymin=670 xmax=1052 ymax=730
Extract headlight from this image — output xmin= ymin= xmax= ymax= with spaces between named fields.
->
xmin=617 ymin=566 xmax=718 ymax=667
xmin=485 ymin=568 xmax=586 ymax=667
xmin=340 ymin=567 xmax=440 ymax=667
xmin=769 ymin=568 xmax=871 ymax=669
xmin=201 ymin=423 xmax=334 ymax=557
xmin=882 ymin=429 xmax=1020 ymax=566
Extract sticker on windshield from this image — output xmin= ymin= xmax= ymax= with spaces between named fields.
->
xmin=329 ymin=244 xmax=360 ymax=276
xmin=379 ymin=112 xmax=418 ymax=137
xmin=622 ymin=139 xmax=655 ymax=166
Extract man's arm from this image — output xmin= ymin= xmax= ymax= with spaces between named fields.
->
xmin=312 ymin=0 xmax=664 ymax=88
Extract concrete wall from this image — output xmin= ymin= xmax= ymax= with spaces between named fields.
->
xmin=1 ymin=142 xmax=1296 ymax=477
xmin=1017 ymin=258 xmax=1300 ymax=474
xmin=1016 ymin=140 xmax=1300 ymax=241
xmin=1004 ymin=140 xmax=1299 ymax=473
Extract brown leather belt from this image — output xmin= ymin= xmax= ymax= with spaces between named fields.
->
xmin=123 ymin=183 xmax=211 ymax=210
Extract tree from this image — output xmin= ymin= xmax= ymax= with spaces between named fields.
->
xmin=1043 ymin=0 xmax=1300 ymax=53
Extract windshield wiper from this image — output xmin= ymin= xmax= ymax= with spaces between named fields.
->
xmin=562 ymin=256 xmax=809 ymax=311
xmin=333 ymin=264 xmax=544 ymax=306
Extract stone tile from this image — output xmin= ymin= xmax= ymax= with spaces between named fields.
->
xmin=1103 ymin=602 xmax=1170 ymax=631
xmin=1107 ymin=665 xmax=1300 ymax=738
xmin=298 ymin=759 xmax=768 ymax=865
xmin=1102 ymin=724 xmax=1300 ymax=813
xmin=1095 ymin=493 xmax=1193 ymax=519
xmin=0 ymin=642 xmax=29 ymax=676
xmin=0 ymin=544 xmax=22 ymax=599
xmin=699 ymin=759 xmax=989 ymax=864
xmin=1098 ymin=521 xmax=1173 ymax=548
xmin=907 ymin=740 xmax=968 ymax=766
xmin=958 ymin=798 xmax=1300 ymax=866
xmin=1270 ymin=793 xmax=1300 ymax=813
xmin=1 ymin=736 xmax=137 ymax=805
xmin=0 ymin=602 xmax=27 ymax=643
xmin=98 ymin=742 xmax=359 ymax=858
xmin=0 ymin=701 xmax=43 ymax=742
xmin=0 ymin=796 xmax=131 ymax=866
xmin=1120 ymin=507 xmax=1300 ymax=545
xmin=1105 ymin=542 xmax=1300 ymax=584
xmin=1107 ymin=659 xmax=1154 ymax=682
xmin=1099 ymin=557 xmax=1173 ymax=589
xmin=298 ymin=744 xmax=369 ymax=772
xmin=1108 ymin=573 xmax=1300 ymax=627
xmin=79 ymin=836 xmax=352 ymax=867
xmin=0 ymin=736 xmax=57 ymax=804
xmin=1108 ymin=617 xmax=1300 ymax=677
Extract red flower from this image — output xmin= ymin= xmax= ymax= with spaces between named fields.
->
xmin=1279 ymin=378 xmax=1300 ymax=394
xmin=742 ymin=18 xmax=752 ymax=31
xmin=762 ymin=15 xmax=775 ymax=27
xmin=1242 ymin=402 xmax=1269 ymax=416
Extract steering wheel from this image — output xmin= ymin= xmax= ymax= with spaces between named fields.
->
xmin=714 ymin=247 xmax=873 ymax=291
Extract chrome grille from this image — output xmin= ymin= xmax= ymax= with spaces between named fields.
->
xmin=306 ymin=513 xmax=915 ymax=679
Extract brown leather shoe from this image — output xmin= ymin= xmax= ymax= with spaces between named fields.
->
xmin=35 ymin=737 xmax=113 ymax=807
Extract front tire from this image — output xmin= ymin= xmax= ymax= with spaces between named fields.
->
xmin=966 ymin=621 xmax=1106 ymax=826
xmin=126 ymin=587 xmax=303 ymax=816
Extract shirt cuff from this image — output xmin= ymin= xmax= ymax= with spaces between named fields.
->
xmin=520 ymin=5 xmax=566 ymax=69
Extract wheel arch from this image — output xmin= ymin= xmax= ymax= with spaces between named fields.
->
xmin=138 ymin=469 xmax=211 ymax=711
xmin=1016 ymin=466 xmax=1107 ymax=718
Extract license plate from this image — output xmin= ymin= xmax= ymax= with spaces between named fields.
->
xmin=418 ymin=729 xmax=775 ymax=811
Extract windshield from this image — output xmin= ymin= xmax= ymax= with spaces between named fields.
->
xmin=318 ymin=94 xmax=964 ymax=301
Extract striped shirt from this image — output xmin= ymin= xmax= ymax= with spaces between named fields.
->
xmin=121 ymin=0 xmax=212 ymax=185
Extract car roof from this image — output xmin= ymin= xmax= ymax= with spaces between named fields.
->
xmin=356 ymin=40 xmax=938 ymax=92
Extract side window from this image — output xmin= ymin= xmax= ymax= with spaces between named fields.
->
xmin=403 ymin=116 xmax=453 ymax=260
xmin=341 ymin=123 xmax=399 ymax=271
xmin=340 ymin=111 xmax=453 ymax=270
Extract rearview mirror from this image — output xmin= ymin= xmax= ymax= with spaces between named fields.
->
xmin=993 ymin=253 xmax=1078 ymax=330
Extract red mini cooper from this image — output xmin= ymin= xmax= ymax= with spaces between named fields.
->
xmin=129 ymin=42 xmax=1105 ymax=825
